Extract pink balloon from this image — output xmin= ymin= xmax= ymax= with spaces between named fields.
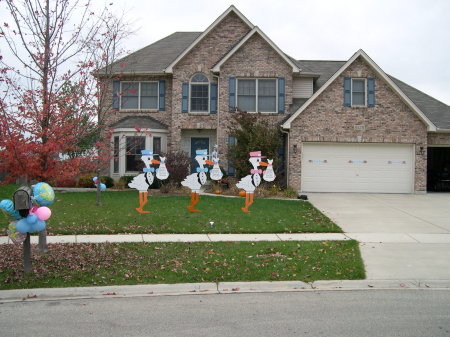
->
xmin=29 ymin=206 xmax=39 ymax=215
xmin=35 ymin=206 xmax=51 ymax=221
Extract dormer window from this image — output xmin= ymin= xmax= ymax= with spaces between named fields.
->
xmin=190 ymin=74 xmax=209 ymax=112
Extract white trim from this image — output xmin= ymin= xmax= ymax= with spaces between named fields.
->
xmin=165 ymin=6 xmax=254 ymax=73
xmin=109 ymin=131 xmax=168 ymax=177
xmin=236 ymin=78 xmax=278 ymax=113
xmin=281 ymin=49 xmax=437 ymax=131
xmin=119 ymin=81 xmax=159 ymax=111
xmin=113 ymin=128 xmax=169 ymax=133
xmin=351 ymin=78 xmax=367 ymax=107
xmin=211 ymin=27 xmax=300 ymax=73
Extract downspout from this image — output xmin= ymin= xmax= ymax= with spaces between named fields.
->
xmin=281 ymin=128 xmax=290 ymax=188
xmin=212 ymin=73 xmax=220 ymax=148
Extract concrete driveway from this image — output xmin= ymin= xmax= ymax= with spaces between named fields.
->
xmin=308 ymin=193 xmax=450 ymax=280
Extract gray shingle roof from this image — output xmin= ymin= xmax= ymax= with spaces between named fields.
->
xmin=111 ymin=116 xmax=168 ymax=130
xmin=104 ymin=32 xmax=201 ymax=74
xmin=389 ymin=76 xmax=450 ymax=130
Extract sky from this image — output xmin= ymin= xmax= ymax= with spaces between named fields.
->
xmin=107 ymin=0 xmax=450 ymax=105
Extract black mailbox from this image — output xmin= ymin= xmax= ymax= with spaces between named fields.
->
xmin=13 ymin=186 xmax=32 ymax=217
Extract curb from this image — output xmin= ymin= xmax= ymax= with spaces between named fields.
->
xmin=1 ymin=280 xmax=449 ymax=303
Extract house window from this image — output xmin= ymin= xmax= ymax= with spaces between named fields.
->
xmin=258 ymin=79 xmax=277 ymax=112
xmin=153 ymin=137 xmax=161 ymax=154
xmin=351 ymin=79 xmax=366 ymax=106
xmin=121 ymin=82 xmax=158 ymax=110
xmin=126 ymin=136 xmax=145 ymax=172
xmin=113 ymin=136 xmax=120 ymax=174
xmin=237 ymin=79 xmax=277 ymax=112
xmin=190 ymin=74 xmax=209 ymax=112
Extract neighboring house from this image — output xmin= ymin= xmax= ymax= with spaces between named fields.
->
xmin=99 ymin=5 xmax=450 ymax=194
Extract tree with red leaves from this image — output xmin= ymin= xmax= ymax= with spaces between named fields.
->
xmin=0 ymin=0 xmax=131 ymax=186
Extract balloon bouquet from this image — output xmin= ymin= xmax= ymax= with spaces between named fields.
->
xmin=0 ymin=182 xmax=55 ymax=244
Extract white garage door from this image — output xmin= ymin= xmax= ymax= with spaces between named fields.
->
xmin=301 ymin=143 xmax=414 ymax=193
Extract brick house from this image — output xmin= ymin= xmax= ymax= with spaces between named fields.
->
xmin=101 ymin=5 xmax=450 ymax=193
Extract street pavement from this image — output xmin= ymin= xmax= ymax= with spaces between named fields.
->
xmin=1 ymin=290 xmax=449 ymax=337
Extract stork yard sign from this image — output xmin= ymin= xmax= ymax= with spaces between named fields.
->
xmin=236 ymin=151 xmax=275 ymax=213
xmin=128 ymin=149 xmax=169 ymax=214
xmin=182 ymin=149 xmax=214 ymax=213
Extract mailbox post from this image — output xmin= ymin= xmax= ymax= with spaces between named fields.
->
xmin=13 ymin=186 xmax=32 ymax=273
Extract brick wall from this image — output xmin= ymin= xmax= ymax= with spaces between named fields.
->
xmin=288 ymin=56 xmax=428 ymax=192
xmin=428 ymin=133 xmax=450 ymax=145
xmin=170 ymin=12 xmax=252 ymax=151
xmin=217 ymin=33 xmax=293 ymax=162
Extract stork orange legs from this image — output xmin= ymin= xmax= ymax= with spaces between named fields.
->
xmin=187 ymin=192 xmax=201 ymax=213
xmin=136 ymin=192 xmax=150 ymax=214
xmin=241 ymin=192 xmax=254 ymax=213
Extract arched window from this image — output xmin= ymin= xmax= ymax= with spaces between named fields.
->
xmin=190 ymin=74 xmax=209 ymax=112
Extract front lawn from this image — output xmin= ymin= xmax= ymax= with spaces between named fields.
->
xmin=42 ymin=191 xmax=341 ymax=234
xmin=0 ymin=240 xmax=364 ymax=289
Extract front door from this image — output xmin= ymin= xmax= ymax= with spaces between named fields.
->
xmin=191 ymin=138 xmax=209 ymax=173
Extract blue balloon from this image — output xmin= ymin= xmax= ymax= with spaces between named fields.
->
xmin=100 ymin=183 xmax=106 ymax=191
xmin=16 ymin=219 xmax=29 ymax=234
xmin=31 ymin=220 xmax=46 ymax=233
xmin=27 ymin=214 xmax=38 ymax=224
xmin=0 ymin=199 xmax=21 ymax=220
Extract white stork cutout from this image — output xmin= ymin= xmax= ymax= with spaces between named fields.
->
xmin=128 ymin=149 xmax=161 ymax=214
xmin=236 ymin=151 xmax=268 ymax=213
xmin=181 ymin=149 xmax=214 ymax=212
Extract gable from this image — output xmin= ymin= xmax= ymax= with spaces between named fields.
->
xmin=282 ymin=50 xmax=436 ymax=131
xmin=166 ymin=6 xmax=254 ymax=73
xmin=173 ymin=11 xmax=252 ymax=71
xmin=220 ymin=33 xmax=295 ymax=75
xmin=212 ymin=27 xmax=300 ymax=73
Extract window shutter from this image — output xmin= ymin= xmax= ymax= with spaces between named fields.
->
xmin=344 ymin=77 xmax=351 ymax=107
xmin=159 ymin=80 xmax=166 ymax=111
xmin=182 ymin=82 xmax=189 ymax=113
xmin=228 ymin=77 xmax=236 ymax=112
xmin=227 ymin=136 xmax=236 ymax=175
xmin=210 ymin=83 xmax=217 ymax=114
xmin=113 ymin=81 xmax=120 ymax=110
xmin=367 ymin=78 xmax=375 ymax=107
xmin=278 ymin=77 xmax=285 ymax=113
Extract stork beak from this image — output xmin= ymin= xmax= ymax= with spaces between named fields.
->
xmin=259 ymin=161 xmax=268 ymax=167
xmin=151 ymin=159 xmax=160 ymax=164
xmin=205 ymin=160 xmax=214 ymax=165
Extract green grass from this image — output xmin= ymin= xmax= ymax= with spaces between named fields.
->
xmin=0 ymin=240 xmax=365 ymax=289
xmin=46 ymin=191 xmax=341 ymax=234
xmin=0 ymin=184 xmax=341 ymax=234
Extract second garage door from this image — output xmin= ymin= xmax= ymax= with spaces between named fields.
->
xmin=301 ymin=143 xmax=414 ymax=193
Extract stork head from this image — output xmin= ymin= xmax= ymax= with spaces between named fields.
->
xmin=248 ymin=151 xmax=268 ymax=169
xmin=141 ymin=149 xmax=160 ymax=169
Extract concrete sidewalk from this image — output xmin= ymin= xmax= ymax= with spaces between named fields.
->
xmin=2 ymin=232 xmax=450 ymax=245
